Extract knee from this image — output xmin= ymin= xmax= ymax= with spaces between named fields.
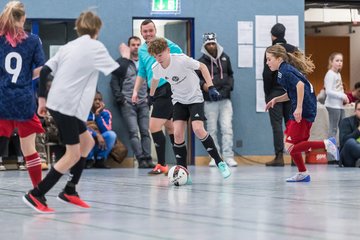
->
xmin=128 ymin=130 xmax=139 ymax=139
xmin=192 ymin=125 xmax=206 ymax=139
xmin=174 ymin=131 xmax=184 ymax=143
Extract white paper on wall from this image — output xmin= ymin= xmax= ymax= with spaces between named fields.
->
xmin=237 ymin=21 xmax=253 ymax=44
xmin=256 ymin=80 xmax=266 ymax=112
xmin=255 ymin=47 xmax=266 ymax=79
xmin=238 ymin=45 xmax=253 ymax=68
xmin=255 ymin=15 xmax=276 ymax=47
xmin=277 ymin=15 xmax=299 ymax=47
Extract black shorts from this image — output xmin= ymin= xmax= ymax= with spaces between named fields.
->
xmin=48 ymin=109 xmax=87 ymax=145
xmin=151 ymin=83 xmax=173 ymax=120
xmin=173 ymin=102 xmax=206 ymax=122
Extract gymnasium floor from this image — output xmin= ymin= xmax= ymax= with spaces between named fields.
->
xmin=1 ymin=165 xmax=360 ymax=240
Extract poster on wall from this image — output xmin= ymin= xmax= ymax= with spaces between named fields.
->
xmin=255 ymin=15 xmax=276 ymax=47
xmin=277 ymin=15 xmax=299 ymax=47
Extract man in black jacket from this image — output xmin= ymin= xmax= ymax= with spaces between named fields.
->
xmin=339 ymin=100 xmax=360 ymax=167
xmin=110 ymin=36 xmax=153 ymax=168
xmin=198 ymin=33 xmax=237 ymax=167
xmin=263 ymin=23 xmax=297 ymax=167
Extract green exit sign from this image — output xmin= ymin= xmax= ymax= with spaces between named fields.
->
xmin=152 ymin=0 xmax=179 ymax=12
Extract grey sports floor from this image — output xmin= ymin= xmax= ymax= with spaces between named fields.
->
xmin=1 ymin=165 xmax=359 ymax=240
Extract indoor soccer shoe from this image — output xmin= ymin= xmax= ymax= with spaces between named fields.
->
xmin=286 ymin=172 xmax=311 ymax=182
xmin=23 ymin=192 xmax=54 ymax=213
xmin=324 ymin=137 xmax=339 ymax=160
xmin=57 ymin=191 xmax=90 ymax=208
xmin=148 ymin=164 xmax=169 ymax=175
xmin=218 ymin=161 xmax=231 ymax=179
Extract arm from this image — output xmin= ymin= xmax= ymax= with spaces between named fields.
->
xmin=95 ymin=109 xmax=112 ymax=133
xmin=294 ymin=81 xmax=304 ymax=122
xmin=324 ymin=73 xmax=347 ymax=100
xmin=149 ymin=78 xmax=160 ymax=97
xmin=265 ymin=93 xmax=289 ymax=111
xmin=37 ymin=65 xmax=53 ymax=117
xmin=110 ymin=58 xmax=129 ymax=105
xmin=199 ymin=63 xmax=214 ymax=88
xmin=132 ymin=76 xmax=146 ymax=103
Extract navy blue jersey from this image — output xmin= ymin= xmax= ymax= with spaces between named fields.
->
xmin=0 ymin=33 xmax=45 ymax=120
xmin=277 ymin=62 xmax=317 ymax=122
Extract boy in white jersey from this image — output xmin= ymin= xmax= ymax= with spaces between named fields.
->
xmin=148 ymin=38 xmax=231 ymax=179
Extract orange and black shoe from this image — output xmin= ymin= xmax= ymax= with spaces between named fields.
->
xmin=57 ymin=191 xmax=90 ymax=208
xmin=23 ymin=192 xmax=54 ymax=213
xmin=148 ymin=164 xmax=169 ymax=175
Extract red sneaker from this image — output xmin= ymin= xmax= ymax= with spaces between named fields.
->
xmin=148 ymin=164 xmax=169 ymax=175
xmin=23 ymin=192 xmax=54 ymax=213
xmin=57 ymin=191 xmax=90 ymax=208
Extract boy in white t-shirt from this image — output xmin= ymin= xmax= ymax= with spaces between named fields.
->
xmin=148 ymin=38 xmax=231 ymax=180
xmin=23 ymin=11 xmax=121 ymax=213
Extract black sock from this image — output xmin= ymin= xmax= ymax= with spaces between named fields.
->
xmin=169 ymin=134 xmax=175 ymax=146
xmin=201 ymin=134 xmax=222 ymax=166
xmin=64 ymin=157 xmax=86 ymax=194
xmin=31 ymin=167 xmax=63 ymax=196
xmin=152 ymin=131 xmax=166 ymax=166
xmin=173 ymin=142 xmax=187 ymax=168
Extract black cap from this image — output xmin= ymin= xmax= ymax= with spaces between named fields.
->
xmin=271 ymin=23 xmax=286 ymax=39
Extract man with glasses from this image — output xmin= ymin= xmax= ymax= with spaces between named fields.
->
xmin=339 ymin=100 xmax=360 ymax=167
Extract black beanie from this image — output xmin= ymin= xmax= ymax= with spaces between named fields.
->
xmin=271 ymin=23 xmax=286 ymax=39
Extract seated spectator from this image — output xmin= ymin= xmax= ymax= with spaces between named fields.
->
xmin=86 ymin=91 xmax=117 ymax=169
xmin=345 ymin=82 xmax=360 ymax=104
xmin=339 ymin=100 xmax=360 ymax=167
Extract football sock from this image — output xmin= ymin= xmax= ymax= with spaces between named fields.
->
xmin=65 ymin=157 xmax=86 ymax=194
xmin=32 ymin=167 xmax=63 ymax=196
xmin=24 ymin=152 xmax=42 ymax=187
xmin=173 ymin=141 xmax=187 ymax=168
xmin=152 ymin=131 xmax=166 ymax=166
xmin=200 ymin=134 xmax=222 ymax=165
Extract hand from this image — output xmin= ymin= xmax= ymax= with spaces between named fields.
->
xmin=119 ymin=43 xmax=130 ymax=59
xmin=95 ymin=102 xmax=105 ymax=115
xmin=132 ymin=91 xmax=138 ymax=104
xmin=343 ymin=96 xmax=350 ymax=105
xmin=97 ymin=134 xmax=106 ymax=150
xmin=208 ymin=86 xmax=222 ymax=101
xmin=148 ymin=95 xmax=155 ymax=107
xmin=293 ymin=107 xmax=303 ymax=123
xmin=37 ymin=97 xmax=47 ymax=117
xmin=265 ymin=99 xmax=277 ymax=111
xmin=117 ymin=96 xmax=127 ymax=106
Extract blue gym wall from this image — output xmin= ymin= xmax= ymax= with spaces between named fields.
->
xmin=1 ymin=0 xmax=305 ymax=156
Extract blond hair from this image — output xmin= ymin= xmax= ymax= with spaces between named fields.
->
xmin=266 ymin=44 xmax=315 ymax=75
xmin=327 ymin=52 xmax=343 ymax=70
xmin=147 ymin=37 xmax=168 ymax=56
xmin=0 ymin=1 xmax=27 ymax=46
xmin=75 ymin=11 xmax=102 ymax=38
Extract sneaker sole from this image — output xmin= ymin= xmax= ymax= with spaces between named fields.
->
xmin=22 ymin=196 xmax=54 ymax=214
xmin=56 ymin=196 xmax=90 ymax=209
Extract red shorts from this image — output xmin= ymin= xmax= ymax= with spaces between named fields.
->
xmin=0 ymin=114 xmax=44 ymax=138
xmin=284 ymin=119 xmax=312 ymax=144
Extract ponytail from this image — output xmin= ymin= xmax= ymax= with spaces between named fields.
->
xmin=0 ymin=1 xmax=27 ymax=47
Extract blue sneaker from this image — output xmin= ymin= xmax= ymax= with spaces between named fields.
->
xmin=218 ymin=161 xmax=231 ymax=179
xmin=324 ymin=137 xmax=339 ymax=160
xmin=286 ymin=172 xmax=311 ymax=182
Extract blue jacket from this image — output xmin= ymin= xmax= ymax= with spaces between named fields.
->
xmin=87 ymin=109 xmax=112 ymax=137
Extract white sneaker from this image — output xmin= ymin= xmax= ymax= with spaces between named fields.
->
xmin=18 ymin=163 xmax=27 ymax=171
xmin=208 ymin=158 xmax=216 ymax=167
xmin=324 ymin=137 xmax=339 ymax=160
xmin=286 ymin=172 xmax=311 ymax=182
xmin=225 ymin=158 xmax=238 ymax=167
xmin=0 ymin=164 xmax=6 ymax=171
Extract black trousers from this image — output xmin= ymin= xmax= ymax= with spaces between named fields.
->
xmin=266 ymin=93 xmax=291 ymax=155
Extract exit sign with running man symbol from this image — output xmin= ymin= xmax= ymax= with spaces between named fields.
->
xmin=152 ymin=0 xmax=180 ymax=13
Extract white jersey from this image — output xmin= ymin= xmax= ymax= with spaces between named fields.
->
xmin=152 ymin=54 xmax=203 ymax=105
xmin=46 ymin=35 xmax=119 ymax=121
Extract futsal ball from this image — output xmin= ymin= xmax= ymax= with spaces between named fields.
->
xmin=168 ymin=165 xmax=190 ymax=186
